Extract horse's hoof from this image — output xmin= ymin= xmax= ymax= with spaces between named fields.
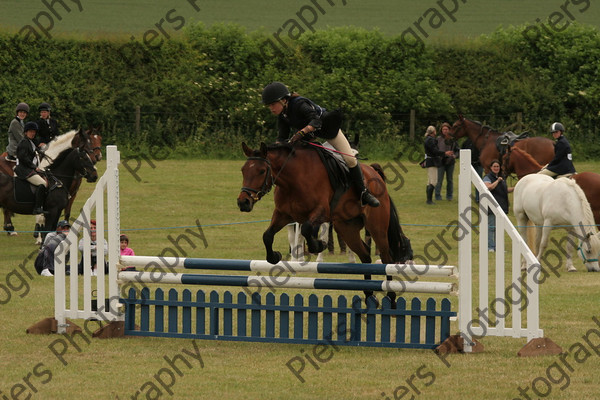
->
xmin=383 ymin=295 xmax=397 ymax=309
xmin=267 ymin=251 xmax=282 ymax=265
xmin=365 ymin=295 xmax=379 ymax=309
xmin=9 ymin=231 xmax=18 ymax=236
xmin=567 ymin=266 xmax=577 ymax=272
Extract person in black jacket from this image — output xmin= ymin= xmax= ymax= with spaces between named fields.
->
xmin=261 ymin=82 xmax=379 ymax=207
xmin=483 ymin=160 xmax=514 ymax=252
xmin=435 ymin=122 xmax=460 ymax=201
xmin=538 ymin=122 xmax=576 ymax=178
xmin=423 ymin=125 xmax=453 ymax=205
xmin=35 ymin=102 xmax=59 ymax=147
xmin=15 ymin=122 xmax=47 ymax=214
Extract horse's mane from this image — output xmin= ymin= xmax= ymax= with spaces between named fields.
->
xmin=512 ymin=147 xmax=542 ymax=168
xmin=563 ymin=177 xmax=597 ymax=234
xmin=40 ymin=130 xmax=77 ymax=168
xmin=467 ymin=118 xmax=501 ymax=134
xmin=47 ymin=148 xmax=74 ymax=171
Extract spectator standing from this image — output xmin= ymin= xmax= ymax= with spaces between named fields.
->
xmin=435 ymin=122 xmax=460 ymax=201
xmin=483 ymin=160 xmax=514 ymax=252
xmin=423 ymin=125 xmax=453 ymax=205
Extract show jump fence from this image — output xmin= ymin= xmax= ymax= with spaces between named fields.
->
xmin=28 ymin=146 xmax=558 ymax=355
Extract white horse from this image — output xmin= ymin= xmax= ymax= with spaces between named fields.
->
xmin=514 ymin=174 xmax=600 ymax=272
xmin=34 ymin=130 xmax=82 ymax=244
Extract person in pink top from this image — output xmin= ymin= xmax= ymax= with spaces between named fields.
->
xmin=119 ymin=234 xmax=136 ymax=271
xmin=119 ymin=234 xmax=135 ymax=256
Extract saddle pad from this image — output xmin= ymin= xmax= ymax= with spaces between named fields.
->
xmin=312 ymin=142 xmax=351 ymax=213
xmin=14 ymin=178 xmax=36 ymax=204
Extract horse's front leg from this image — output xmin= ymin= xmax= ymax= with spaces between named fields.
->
xmin=263 ymin=210 xmax=293 ymax=264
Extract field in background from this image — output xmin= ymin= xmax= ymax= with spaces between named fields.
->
xmin=1 ymin=0 xmax=599 ymax=39
xmin=1 ymin=156 xmax=599 ymax=399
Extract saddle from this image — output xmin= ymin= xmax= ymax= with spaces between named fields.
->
xmin=310 ymin=142 xmax=351 ymax=213
xmin=13 ymin=178 xmax=37 ymax=204
xmin=495 ymin=131 xmax=530 ymax=154
xmin=13 ymin=174 xmax=62 ymax=204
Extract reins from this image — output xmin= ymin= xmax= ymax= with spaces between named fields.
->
xmin=240 ymin=149 xmax=296 ymax=201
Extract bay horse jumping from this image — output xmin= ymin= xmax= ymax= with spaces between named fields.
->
xmin=0 ymin=147 xmax=98 ymax=240
xmin=503 ymin=146 xmax=600 ymax=226
xmin=237 ymin=142 xmax=413 ymax=306
xmin=450 ymin=115 xmax=555 ymax=173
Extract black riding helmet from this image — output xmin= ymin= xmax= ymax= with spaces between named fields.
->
xmin=24 ymin=121 xmax=39 ymax=132
xmin=261 ymin=82 xmax=290 ymax=104
xmin=38 ymin=102 xmax=51 ymax=112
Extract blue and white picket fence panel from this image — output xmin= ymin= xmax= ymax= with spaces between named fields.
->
xmin=122 ymin=287 xmax=455 ymax=349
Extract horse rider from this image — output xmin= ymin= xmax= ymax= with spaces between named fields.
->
xmin=261 ymin=82 xmax=380 ymax=207
xmin=15 ymin=122 xmax=48 ymax=214
xmin=5 ymin=102 xmax=29 ymax=162
xmin=538 ymin=122 xmax=576 ymax=178
xmin=36 ymin=102 xmax=59 ymax=148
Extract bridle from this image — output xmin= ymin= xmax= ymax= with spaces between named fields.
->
xmin=240 ymin=156 xmax=275 ymax=202
xmin=240 ymin=148 xmax=295 ymax=202
xmin=578 ymin=231 xmax=599 ymax=263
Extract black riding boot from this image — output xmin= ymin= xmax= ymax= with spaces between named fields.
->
xmin=349 ymin=165 xmax=380 ymax=207
xmin=33 ymin=185 xmax=46 ymax=215
xmin=426 ymin=184 xmax=435 ymax=205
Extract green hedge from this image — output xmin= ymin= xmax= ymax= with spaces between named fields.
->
xmin=0 ymin=23 xmax=598 ymax=158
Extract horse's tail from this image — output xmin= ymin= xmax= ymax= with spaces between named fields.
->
xmin=370 ymin=163 xmax=413 ymax=262
xmin=387 ymin=197 xmax=413 ymax=262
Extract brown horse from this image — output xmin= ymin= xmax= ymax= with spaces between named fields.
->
xmin=502 ymin=146 xmax=600 ymax=226
xmin=450 ymin=115 xmax=555 ymax=173
xmin=237 ymin=142 xmax=413 ymax=305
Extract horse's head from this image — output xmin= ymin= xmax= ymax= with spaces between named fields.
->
xmin=449 ymin=114 xmax=467 ymax=139
xmin=72 ymin=128 xmax=103 ymax=164
xmin=75 ymin=148 xmax=99 ymax=183
xmin=578 ymin=232 xmax=600 ymax=272
xmin=237 ymin=142 xmax=273 ymax=212
xmin=85 ymin=127 xmax=103 ymax=162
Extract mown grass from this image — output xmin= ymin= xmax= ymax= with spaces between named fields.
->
xmin=2 ymin=0 xmax=599 ymax=39
xmin=1 ymin=152 xmax=599 ymax=399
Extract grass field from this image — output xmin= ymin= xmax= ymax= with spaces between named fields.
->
xmin=1 ymin=0 xmax=599 ymax=40
xmin=1 ymin=153 xmax=600 ymax=399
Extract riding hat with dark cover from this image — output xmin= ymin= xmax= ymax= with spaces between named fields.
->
xmin=262 ymin=82 xmax=290 ymax=104
xmin=38 ymin=102 xmax=51 ymax=112
xmin=16 ymin=102 xmax=30 ymax=114
xmin=24 ymin=122 xmax=39 ymax=132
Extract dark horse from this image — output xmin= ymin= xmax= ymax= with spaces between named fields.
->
xmin=237 ymin=142 xmax=413 ymax=306
xmin=502 ymin=146 xmax=600 ymax=226
xmin=450 ymin=115 xmax=555 ymax=173
xmin=0 ymin=129 xmax=102 ymax=237
xmin=0 ymin=147 xmax=98 ymax=240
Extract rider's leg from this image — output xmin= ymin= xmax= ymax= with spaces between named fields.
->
xmin=327 ymin=130 xmax=380 ymax=207
xmin=27 ymin=174 xmax=48 ymax=214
